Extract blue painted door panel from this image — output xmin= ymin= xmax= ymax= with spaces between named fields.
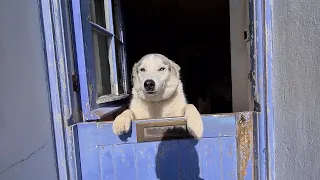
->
xmin=73 ymin=113 xmax=255 ymax=180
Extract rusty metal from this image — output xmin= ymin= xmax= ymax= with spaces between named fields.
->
xmin=236 ymin=112 xmax=254 ymax=179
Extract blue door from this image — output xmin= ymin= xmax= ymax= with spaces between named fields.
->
xmin=37 ymin=0 xmax=272 ymax=178
xmin=68 ymin=0 xmax=256 ymax=179
xmin=73 ymin=113 xmax=254 ymax=180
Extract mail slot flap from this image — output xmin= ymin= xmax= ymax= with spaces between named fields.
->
xmin=135 ymin=117 xmax=192 ymax=142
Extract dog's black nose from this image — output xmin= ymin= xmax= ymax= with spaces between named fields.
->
xmin=144 ymin=79 xmax=155 ymax=91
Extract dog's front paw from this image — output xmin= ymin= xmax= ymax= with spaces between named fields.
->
xmin=185 ymin=104 xmax=204 ymax=139
xmin=113 ymin=113 xmax=132 ymax=135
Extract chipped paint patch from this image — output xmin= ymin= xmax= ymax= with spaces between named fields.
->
xmin=236 ymin=112 xmax=253 ymax=179
xmin=96 ymin=93 xmax=129 ymax=104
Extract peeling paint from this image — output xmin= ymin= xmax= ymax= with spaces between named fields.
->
xmin=236 ymin=112 xmax=253 ymax=179
xmin=96 ymin=93 xmax=129 ymax=104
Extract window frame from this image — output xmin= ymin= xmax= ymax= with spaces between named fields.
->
xmin=71 ymin=0 xmax=129 ymax=121
xmin=39 ymin=0 xmax=275 ymax=179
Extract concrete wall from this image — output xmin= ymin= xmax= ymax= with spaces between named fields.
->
xmin=0 ymin=0 xmax=58 ymax=180
xmin=273 ymin=0 xmax=320 ymax=179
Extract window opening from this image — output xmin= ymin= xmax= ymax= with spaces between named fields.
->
xmin=71 ymin=0 xmax=252 ymax=120
xmin=121 ymin=0 xmax=237 ymax=114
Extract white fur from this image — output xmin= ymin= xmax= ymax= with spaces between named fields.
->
xmin=112 ymin=53 xmax=203 ymax=139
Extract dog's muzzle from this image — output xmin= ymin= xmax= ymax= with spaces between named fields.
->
xmin=144 ymin=79 xmax=155 ymax=93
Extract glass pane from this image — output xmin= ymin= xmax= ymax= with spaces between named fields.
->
xmin=112 ymin=0 xmax=123 ymax=41
xmin=115 ymin=40 xmax=126 ymax=94
xmin=90 ymin=0 xmax=106 ymax=28
xmin=92 ymin=31 xmax=112 ymax=96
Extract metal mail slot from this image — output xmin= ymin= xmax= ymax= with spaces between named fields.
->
xmin=136 ymin=118 xmax=192 ymax=142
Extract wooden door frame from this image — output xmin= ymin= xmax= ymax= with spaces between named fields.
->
xmin=38 ymin=0 xmax=275 ymax=179
xmin=249 ymin=0 xmax=275 ymax=179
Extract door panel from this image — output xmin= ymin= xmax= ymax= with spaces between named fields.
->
xmin=229 ymin=0 xmax=252 ymax=111
xmin=99 ymin=145 xmax=115 ymax=180
xmin=73 ymin=113 xmax=255 ymax=180
xmin=135 ymin=142 xmax=159 ymax=180
xmin=113 ymin=144 xmax=136 ymax=179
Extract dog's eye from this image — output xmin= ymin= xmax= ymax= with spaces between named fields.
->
xmin=140 ymin=68 xmax=145 ymax=72
xmin=158 ymin=67 xmax=165 ymax=71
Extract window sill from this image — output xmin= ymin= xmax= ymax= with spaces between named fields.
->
xmin=91 ymin=105 xmax=127 ymax=120
xmin=96 ymin=93 xmax=129 ymax=104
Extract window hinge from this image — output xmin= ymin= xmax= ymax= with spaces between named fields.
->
xmin=244 ymin=27 xmax=251 ymax=42
xmin=248 ymin=70 xmax=255 ymax=84
xmin=72 ymin=75 xmax=80 ymax=92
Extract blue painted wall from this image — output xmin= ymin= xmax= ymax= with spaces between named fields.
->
xmin=273 ymin=0 xmax=320 ymax=179
xmin=0 ymin=0 xmax=58 ymax=179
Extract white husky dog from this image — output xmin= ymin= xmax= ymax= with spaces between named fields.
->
xmin=112 ymin=53 xmax=203 ymax=139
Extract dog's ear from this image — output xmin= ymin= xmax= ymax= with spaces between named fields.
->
xmin=169 ymin=59 xmax=181 ymax=77
xmin=131 ymin=61 xmax=140 ymax=85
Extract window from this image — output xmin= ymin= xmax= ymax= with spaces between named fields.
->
xmin=120 ymin=0 xmax=252 ymax=114
xmin=71 ymin=0 xmax=129 ymax=120
xmin=71 ymin=0 xmax=253 ymax=119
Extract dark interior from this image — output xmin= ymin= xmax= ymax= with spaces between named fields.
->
xmin=121 ymin=0 xmax=232 ymax=113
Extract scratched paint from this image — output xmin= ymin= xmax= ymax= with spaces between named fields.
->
xmin=236 ymin=112 xmax=253 ymax=179
xmin=75 ymin=115 xmax=240 ymax=180
xmin=96 ymin=93 xmax=129 ymax=104
xmin=39 ymin=0 xmax=75 ymax=179
xmin=265 ymin=0 xmax=275 ymax=177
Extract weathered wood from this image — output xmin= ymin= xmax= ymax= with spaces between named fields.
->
xmin=73 ymin=113 xmax=255 ymax=180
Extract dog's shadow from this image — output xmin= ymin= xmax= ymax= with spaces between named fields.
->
xmin=155 ymin=128 xmax=204 ymax=180
xmin=118 ymin=127 xmax=132 ymax=142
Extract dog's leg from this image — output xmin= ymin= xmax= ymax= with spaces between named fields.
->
xmin=113 ymin=109 xmax=134 ymax=135
xmin=184 ymin=104 xmax=204 ymax=139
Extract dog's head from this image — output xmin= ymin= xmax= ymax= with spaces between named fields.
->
xmin=131 ymin=53 xmax=181 ymax=102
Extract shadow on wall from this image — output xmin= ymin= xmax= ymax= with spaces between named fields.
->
xmin=155 ymin=128 xmax=204 ymax=180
